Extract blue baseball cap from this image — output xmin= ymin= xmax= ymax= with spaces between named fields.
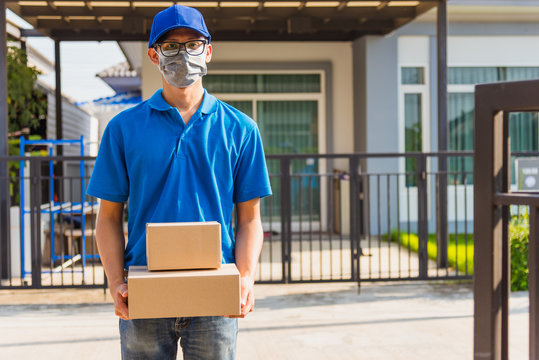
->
xmin=148 ymin=5 xmax=211 ymax=48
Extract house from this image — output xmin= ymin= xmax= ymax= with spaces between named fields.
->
xmin=4 ymin=0 xmax=539 ymax=235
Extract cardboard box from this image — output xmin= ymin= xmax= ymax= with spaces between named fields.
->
xmin=128 ymin=263 xmax=241 ymax=319
xmin=146 ymin=222 xmax=221 ymax=271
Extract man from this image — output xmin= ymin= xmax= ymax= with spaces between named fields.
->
xmin=87 ymin=5 xmax=272 ymax=359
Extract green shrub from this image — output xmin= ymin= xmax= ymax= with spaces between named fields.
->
xmin=510 ymin=212 xmax=529 ymax=291
xmin=389 ymin=214 xmax=530 ymax=291
xmin=389 ymin=231 xmax=474 ymax=275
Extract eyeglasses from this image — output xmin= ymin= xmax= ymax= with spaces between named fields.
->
xmin=154 ymin=40 xmax=207 ymax=57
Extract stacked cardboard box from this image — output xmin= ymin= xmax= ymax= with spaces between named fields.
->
xmin=128 ymin=222 xmax=241 ymax=319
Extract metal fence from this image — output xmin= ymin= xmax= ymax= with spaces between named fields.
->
xmin=0 ymin=155 xmax=103 ymax=289
xmin=0 ymin=151 xmax=476 ymax=290
xmin=260 ymin=152 xmax=475 ymax=284
xmin=473 ymin=79 xmax=539 ymax=360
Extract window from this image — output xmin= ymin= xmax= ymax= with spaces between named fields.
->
xmin=205 ymin=71 xmax=325 ymax=220
xmin=448 ymin=92 xmax=474 ymax=184
xmin=401 ymin=67 xmax=425 ymax=85
xmin=203 ymin=74 xmax=321 ymax=93
xmin=448 ymin=67 xmax=539 ymax=185
xmin=404 ymin=93 xmax=422 ymax=186
xmin=400 ymin=66 xmax=428 ymax=187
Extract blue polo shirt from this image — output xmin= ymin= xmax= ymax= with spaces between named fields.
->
xmin=87 ymin=89 xmax=272 ymax=268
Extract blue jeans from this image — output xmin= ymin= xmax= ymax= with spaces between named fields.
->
xmin=119 ymin=316 xmax=238 ymax=360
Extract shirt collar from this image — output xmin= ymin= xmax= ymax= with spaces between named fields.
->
xmin=200 ymin=89 xmax=218 ymax=115
xmin=147 ymin=88 xmax=218 ymax=115
xmin=147 ymin=89 xmax=172 ymax=111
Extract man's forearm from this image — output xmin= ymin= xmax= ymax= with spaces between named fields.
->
xmin=96 ymin=216 xmax=126 ymax=288
xmin=234 ymin=217 xmax=264 ymax=279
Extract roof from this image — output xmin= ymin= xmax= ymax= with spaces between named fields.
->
xmin=96 ymin=61 xmax=141 ymax=93
xmin=417 ymin=0 xmax=539 ymax=23
xmin=97 ymin=61 xmax=137 ymax=78
xmin=76 ymin=90 xmax=142 ymax=107
xmin=7 ymin=0 xmax=439 ymax=42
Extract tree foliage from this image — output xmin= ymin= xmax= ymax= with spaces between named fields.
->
xmin=6 ymin=46 xmax=48 ymax=203
xmin=7 ymin=46 xmax=47 ymax=134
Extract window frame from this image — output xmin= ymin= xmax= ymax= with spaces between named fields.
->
xmin=206 ymin=69 xmax=327 ymax=155
xmin=398 ymin=64 xmax=430 ymax=181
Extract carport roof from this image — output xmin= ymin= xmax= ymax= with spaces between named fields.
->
xmin=7 ymin=0 xmax=439 ymax=41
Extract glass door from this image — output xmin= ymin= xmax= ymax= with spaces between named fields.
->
xmin=257 ymin=100 xmax=319 ymax=220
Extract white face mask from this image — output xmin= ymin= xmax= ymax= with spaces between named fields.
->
xmin=157 ymin=51 xmax=207 ymax=88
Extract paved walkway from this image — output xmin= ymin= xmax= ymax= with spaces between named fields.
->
xmin=0 ymin=282 xmax=529 ymax=359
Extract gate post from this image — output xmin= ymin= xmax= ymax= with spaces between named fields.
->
xmin=280 ymin=157 xmax=291 ymax=283
xmin=349 ymin=155 xmax=360 ymax=282
xmin=417 ymin=154 xmax=429 ymax=279
xmin=529 ymin=206 xmax=539 ymax=360
xmin=29 ymin=158 xmax=42 ymax=288
xmin=0 ymin=0 xmax=10 ymax=281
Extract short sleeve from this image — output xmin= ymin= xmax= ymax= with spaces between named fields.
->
xmin=233 ymin=126 xmax=272 ymax=203
xmin=86 ymin=121 xmax=129 ymax=203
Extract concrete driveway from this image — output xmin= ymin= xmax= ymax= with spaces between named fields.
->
xmin=0 ymin=282 xmax=529 ymax=359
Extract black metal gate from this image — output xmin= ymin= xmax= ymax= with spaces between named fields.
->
xmin=257 ymin=152 xmax=474 ymax=284
xmin=0 ymin=152 xmax=475 ymax=289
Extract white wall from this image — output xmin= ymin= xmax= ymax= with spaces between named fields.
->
xmin=398 ymin=36 xmax=430 ymax=65
xmin=448 ymin=35 xmax=539 ymax=66
xmin=46 ymin=94 xmax=92 ymax=156
xmin=141 ymin=41 xmax=355 ymax=153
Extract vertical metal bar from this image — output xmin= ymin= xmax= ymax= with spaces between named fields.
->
xmin=54 ymin=39 xmax=63 ymax=200
xmin=59 ymin=173 xmax=64 ymax=285
xmin=349 ymin=156 xmax=359 ymax=282
xmin=319 ymin=174 xmax=323 ymax=280
xmin=377 ymin=174 xmax=381 ymax=278
xmin=49 ymin=147 xmax=53 ymax=205
xmin=0 ymin=0 xmax=10 ymax=281
xmin=417 ymin=154 xmax=429 ymax=279
xmin=501 ymin=112 xmax=510 ymax=360
xmin=54 ymin=40 xmax=63 ymax=146
xmin=454 ymin=169 xmax=459 ymax=276
xmin=80 ymin=137 xmax=86 ymax=275
xmin=464 ymin=173 xmax=469 ymax=276
xmin=70 ymin=177 xmax=75 ymax=284
xmin=8 ymin=165 xmax=16 ymax=286
xmin=529 ymin=206 xmax=539 ymax=360
xmin=437 ymin=155 xmax=449 ymax=268
xmin=91 ymin=195 xmax=96 ymax=285
xmin=49 ymin=161 xmax=53 ymax=285
xmin=29 ymin=159 xmax=42 ymax=288
xmin=437 ymin=0 xmax=449 ymax=269
xmin=366 ymin=174 xmax=372 ymax=279
xmin=328 ymin=171 xmax=334 ymax=280
xmin=309 ymin=175 xmax=313 ymax=281
xmin=49 ymin=149 xmax=54 ymax=284
xmin=298 ymin=175 xmax=303 ymax=280
xmin=269 ymin=193 xmax=273 ymax=282
xmin=387 ymin=174 xmax=391 ymax=278
xmin=437 ymin=0 xmax=448 ymax=153
xmin=396 ymin=171 xmax=401 ymax=278
xmin=338 ymin=173 xmax=343 ymax=280
xmin=20 ymin=147 xmax=26 ymax=281
xmin=474 ymin=101 xmax=505 ymax=360
xmin=280 ymin=157 xmax=291 ymax=283
xmin=406 ymin=172 xmax=411 ymax=277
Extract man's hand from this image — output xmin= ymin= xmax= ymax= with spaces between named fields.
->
xmin=111 ymin=283 xmax=129 ymax=320
xmin=230 ymin=197 xmax=263 ymax=319
xmin=228 ymin=275 xmax=255 ymax=318
xmin=96 ymin=200 xmax=128 ymax=320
